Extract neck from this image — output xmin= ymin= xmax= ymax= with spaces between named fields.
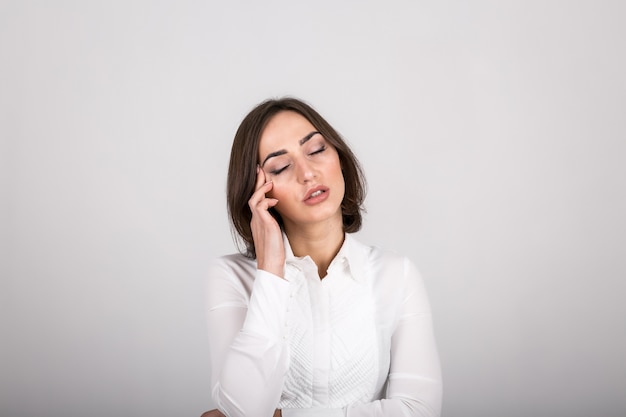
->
xmin=284 ymin=218 xmax=345 ymax=279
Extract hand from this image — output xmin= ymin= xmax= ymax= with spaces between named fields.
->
xmin=200 ymin=410 xmax=225 ymax=417
xmin=200 ymin=408 xmax=281 ymax=417
xmin=248 ymin=166 xmax=285 ymax=277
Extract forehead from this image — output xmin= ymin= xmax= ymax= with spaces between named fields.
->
xmin=259 ymin=111 xmax=316 ymax=150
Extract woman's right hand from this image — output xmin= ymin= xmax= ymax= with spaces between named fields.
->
xmin=248 ymin=165 xmax=285 ymax=277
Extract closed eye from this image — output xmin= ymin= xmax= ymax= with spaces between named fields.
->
xmin=270 ymin=164 xmax=290 ymax=175
xmin=309 ymin=145 xmax=326 ymax=156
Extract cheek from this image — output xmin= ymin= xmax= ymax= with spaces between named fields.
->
xmin=331 ymin=159 xmax=344 ymax=183
xmin=271 ymin=187 xmax=291 ymax=217
xmin=267 ymin=183 xmax=285 ymax=201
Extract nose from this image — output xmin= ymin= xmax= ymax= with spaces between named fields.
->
xmin=296 ymin=158 xmax=316 ymax=183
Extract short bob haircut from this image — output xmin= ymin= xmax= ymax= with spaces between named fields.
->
xmin=227 ymin=97 xmax=367 ymax=258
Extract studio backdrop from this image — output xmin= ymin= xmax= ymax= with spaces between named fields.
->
xmin=1 ymin=1 xmax=625 ymax=416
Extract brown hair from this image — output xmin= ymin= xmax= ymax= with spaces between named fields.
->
xmin=227 ymin=97 xmax=367 ymax=258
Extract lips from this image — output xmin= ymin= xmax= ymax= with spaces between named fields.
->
xmin=303 ymin=185 xmax=329 ymax=205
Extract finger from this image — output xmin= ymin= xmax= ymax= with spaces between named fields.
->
xmin=249 ymin=181 xmax=274 ymax=208
xmin=251 ymin=195 xmax=279 ymax=213
xmin=264 ymin=197 xmax=279 ymax=209
xmin=254 ymin=164 xmax=267 ymax=191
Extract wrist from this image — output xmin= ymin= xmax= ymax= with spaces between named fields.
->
xmin=257 ymin=262 xmax=285 ymax=278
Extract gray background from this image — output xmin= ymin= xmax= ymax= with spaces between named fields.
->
xmin=1 ymin=1 xmax=625 ymax=416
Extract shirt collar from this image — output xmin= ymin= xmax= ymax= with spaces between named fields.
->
xmin=283 ymin=232 xmax=369 ymax=282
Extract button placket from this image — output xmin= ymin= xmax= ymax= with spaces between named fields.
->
xmin=283 ymin=266 xmax=302 ymax=341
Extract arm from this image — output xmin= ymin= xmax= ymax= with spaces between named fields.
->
xmin=207 ymin=265 xmax=290 ymax=417
xmin=207 ymin=167 xmax=289 ymax=417
xmin=282 ymin=258 xmax=442 ymax=417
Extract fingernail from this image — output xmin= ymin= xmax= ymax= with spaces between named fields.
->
xmin=256 ymin=165 xmax=260 ymax=173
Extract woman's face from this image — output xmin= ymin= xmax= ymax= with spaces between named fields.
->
xmin=258 ymin=110 xmax=345 ymax=230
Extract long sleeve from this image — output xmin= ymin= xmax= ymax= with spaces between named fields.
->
xmin=206 ymin=258 xmax=291 ymax=417
xmin=207 ymin=240 xmax=442 ymax=417
xmin=282 ymin=257 xmax=442 ymax=417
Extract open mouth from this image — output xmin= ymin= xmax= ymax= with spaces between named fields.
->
xmin=304 ymin=187 xmax=329 ymax=203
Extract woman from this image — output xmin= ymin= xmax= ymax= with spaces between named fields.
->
xmin=203 ymin=97 xmax=442 ymax=417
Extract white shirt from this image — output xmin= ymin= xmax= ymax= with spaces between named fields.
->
xmin=205 ymin=233 xmax=442 ymax=417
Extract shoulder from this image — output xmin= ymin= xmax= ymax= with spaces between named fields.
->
xmin=368 ymin=245 xmax=411 ymax=269
xmin=351 ymin=236 xmax=417 ymax=280
xmin=352 ymin=238 xmax=432 ymax=314
xmin=209 ymin=252 xmax=257 ymax=278
xmin=349 ymin=236 xmax=423 ymax=293
xmin=205 ymin=253 xmax=257 ymax=309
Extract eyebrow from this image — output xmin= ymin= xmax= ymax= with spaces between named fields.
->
xmin=261 ymin=131 xmax=320 ymax=167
